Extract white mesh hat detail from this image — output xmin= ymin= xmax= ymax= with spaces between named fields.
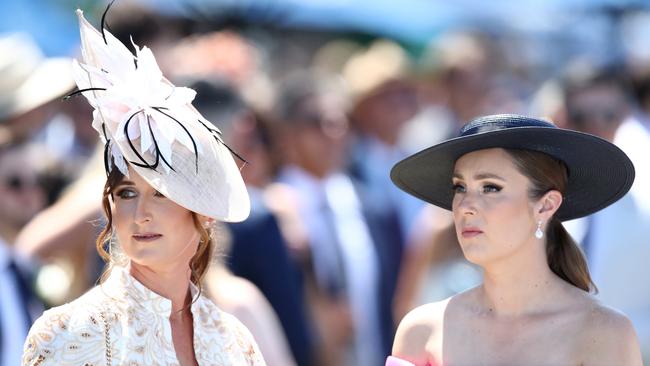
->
xmin=71 ymin=9 xmax=250 ymax=222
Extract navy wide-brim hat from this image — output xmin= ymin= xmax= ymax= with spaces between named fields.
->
xmin=390 ymin=114 xmax=635 ymax=221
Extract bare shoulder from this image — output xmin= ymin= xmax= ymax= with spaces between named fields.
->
xmin=211 ymin=301 xmax=260 ymax=345
xmin=215 ymin=308 xmax=267 ymax=365
xmin=208 ymin=273 xmax=280 ymax=336
xmin=207 ymin=271 xmax=266 ymax=311
xmin=392 ymin=298 xmax=450 ymax=365
xmin=577 ymin=298 xmax=643 ymax=366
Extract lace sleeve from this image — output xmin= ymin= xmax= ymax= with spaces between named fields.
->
xmin=22 ymin=304 xmax=105 ymax=366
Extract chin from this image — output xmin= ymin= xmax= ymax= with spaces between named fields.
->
xmin=459 ymin=242 xmax=495 ymax=266
xmin=462 ymin=252 xmax=488 ymax=266
xmin=126 ymin=253 xmax=158 ymax=268
xmin=124 ymin=246 xmax=166 ymax=268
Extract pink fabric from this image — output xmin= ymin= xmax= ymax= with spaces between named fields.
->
xmin=386 ymin=356 xmax=416 ymax=366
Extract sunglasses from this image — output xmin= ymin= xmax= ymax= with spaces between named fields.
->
xmin=2 ymin=174 xmax=38 ymax=191
xmin=568 ymin=108 xmax=621 ymax=126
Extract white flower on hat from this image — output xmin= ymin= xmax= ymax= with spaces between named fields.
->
xmin=72 ymin=10 xmax=209 ymax=175
xmin=70 ymin=8 xmax=250 ymax=222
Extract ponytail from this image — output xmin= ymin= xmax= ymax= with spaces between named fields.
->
xmin=545 ymin=218 xmax=597 ymax=293
xmin=505 ymin=148 xmax=597 ymax=293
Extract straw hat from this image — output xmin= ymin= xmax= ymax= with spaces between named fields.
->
xmin=0 ymin=33 xmax=75 ymax=121
xmin=71 ymin=9 xmax=249 ymax=222
xmin=342 ymin=39 xmax=410 ymax=101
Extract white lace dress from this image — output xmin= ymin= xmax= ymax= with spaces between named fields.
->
xmin=22 ymin=266 xmax=266 ymax=365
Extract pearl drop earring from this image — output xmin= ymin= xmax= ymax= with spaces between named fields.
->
xmin=535 ymin=220 xmax=544 ymax=239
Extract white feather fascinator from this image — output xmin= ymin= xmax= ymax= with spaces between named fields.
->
xmin=71 ymin=8 xmax=250 ymax=222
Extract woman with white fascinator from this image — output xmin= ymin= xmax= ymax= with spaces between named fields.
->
xmin=22 ymin=6 xmax=265 ymax=366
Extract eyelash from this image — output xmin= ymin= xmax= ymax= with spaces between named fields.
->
xmin=483 ymin=184 xmax=502 ymax=193
xmin=116 ymin=188 xmax=136 ymax=200
xmin=451 ymin=183 xmax=503 ymax=194
xmin=452 ymin=183 xmax=466 ymax=193
xmin=115 ymin=189 xmax=165 ymax=200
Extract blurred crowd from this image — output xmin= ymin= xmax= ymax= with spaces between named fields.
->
xmin=2 ymin=1 xmax=650 ymax=365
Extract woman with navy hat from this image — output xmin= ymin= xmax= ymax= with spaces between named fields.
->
xmin=387 ymin=114 xmax=642 ymax=366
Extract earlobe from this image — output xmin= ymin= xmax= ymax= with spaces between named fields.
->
xmin=201 ymin=216 xmax=215 ymax=228
xmin=538 ymin=190 xmax=563 ymax=219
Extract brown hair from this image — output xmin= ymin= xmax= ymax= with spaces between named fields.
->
xmin=95 ymin=167 xmax=214 ymax=289
xmin=505 ymin=149 xmax=596 ymax=293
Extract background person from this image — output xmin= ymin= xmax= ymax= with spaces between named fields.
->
xmin=0 ymin=31 xmax=74 ymax=366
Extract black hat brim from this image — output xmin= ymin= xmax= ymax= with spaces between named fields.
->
xmin=390 ymin=126 xmax=635 ymax=221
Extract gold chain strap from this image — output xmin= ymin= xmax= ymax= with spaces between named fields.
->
xmin=99 ymin=309 xmax=112 ymax=365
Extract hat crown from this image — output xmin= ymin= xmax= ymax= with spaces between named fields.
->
xmin=0 ymin=33 xmax=42 ymax=84
xmin=0 ymin=34 xmax=44 ymax=113
xmin=72 ymin=9 xmax=250 ymax=222
xmin=460 ymin=114 xmax=556 ymax=137
xmin=0 ymin=33 xmax=74 ymax=121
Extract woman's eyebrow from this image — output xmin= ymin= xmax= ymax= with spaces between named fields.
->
xmin=115 ymin=180 xmax=135 ymax=187
xmin=452 ymin=172 xmax=505 ymax=181
xmin=474 ymin=172 xmax=506 ymax=181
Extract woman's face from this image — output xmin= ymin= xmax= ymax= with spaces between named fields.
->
xmin=451 ymin=148 xmax=539 ymax=265
xmin=111 ymin=168 xmax=201 ymax=272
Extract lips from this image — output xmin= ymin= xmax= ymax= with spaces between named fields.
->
xmin=132 ymin=233 xmax=162 ymax=242
xmin=461 ymin=227 xmax=483 ymax=238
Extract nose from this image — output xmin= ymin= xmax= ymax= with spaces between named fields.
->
xmin=134 ymin=196 xmax=153 ymax=225
xmin=455 ymin=192 xmax=478 ymax=216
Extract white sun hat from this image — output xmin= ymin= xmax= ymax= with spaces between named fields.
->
xmin=0 ymin=33 xmax=75 ymax=121
xmin=71 ymin=9 xmax=250 ymax=222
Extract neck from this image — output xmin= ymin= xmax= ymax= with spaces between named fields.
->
xmin=478 ymin=239 xmax=562 ymax=317
xmin=128 ymin=261 xmax=192 ymax=313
